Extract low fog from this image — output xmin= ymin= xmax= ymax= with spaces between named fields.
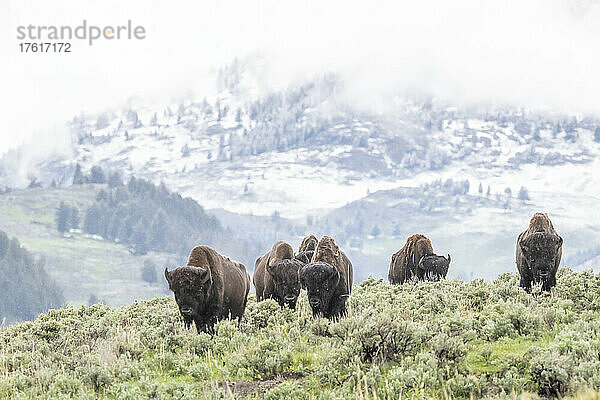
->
xmin=3 ymin=0 xmax=600 ymax=154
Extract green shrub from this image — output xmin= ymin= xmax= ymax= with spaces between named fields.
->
xmin=529 ymin=349 xmax=571 ymax=396
xmin=2 ymin=269 xmax=600 ymax=399
xmin=230 ymin=336 xmax=293 ymax=379
xmin=264 ymin=381 xmax=308 ymax=400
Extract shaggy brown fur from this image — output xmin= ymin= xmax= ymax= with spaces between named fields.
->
xmin=311 ymin=236 xmax=353 ymax=295
xmin=253 ymin=241 xmax=294 ymax=301
xmin=165 ymin=246 xmax=250 ymax=333
xmin=388 ymin=234 xmax=434 ymax=284
xmin=300 ymin=235 xmax=353 ymax=319
xmin=298 ymin=235 xmax=318 ymax=253
xmin=516 ymin=213 xmax=563 ymax=292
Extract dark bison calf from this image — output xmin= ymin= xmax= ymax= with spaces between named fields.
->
xmin=268 ymin=258 xmax=304 ymax=309
xmin=253 ymin=241 xmax=294 ymax=302
xmin=295 ymin=250 xmax=314 ymax=264
xmin=165 ymin=246 xmax=250 ymax=333
xmin=300 ymin=236 xmax=353 ymax=319
xmin=516 ymin=213 xmax=563 ymax=292
xmin=418 ymin=254 xmax=451 ymax=281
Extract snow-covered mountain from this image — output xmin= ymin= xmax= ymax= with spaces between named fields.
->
xmin=2 ymin=59 xmax=600 ymax=280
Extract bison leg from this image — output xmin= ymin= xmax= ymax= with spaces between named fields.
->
xmin=519 ymin=275 xmax=532 ymax=293
xmin=194 ymin=316 xmax=217 ymax=335
xmin=542 ymin=275 xmax=557 ymax=292
xmin=328 ymin=296 xmax=348 ymax=320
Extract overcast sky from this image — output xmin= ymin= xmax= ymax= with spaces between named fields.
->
xmin=2 ymin=0 xmax=600 ymax=155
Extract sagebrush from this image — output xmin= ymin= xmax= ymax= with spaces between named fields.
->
xmin=2 ymin=268 xmax=600 ymax=399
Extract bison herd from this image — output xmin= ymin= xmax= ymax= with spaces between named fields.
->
xmin=164 ymin=212 xmax=563 ymax=333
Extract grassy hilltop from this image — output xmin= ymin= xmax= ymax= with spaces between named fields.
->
xmin=2 ymin=268 xmax=600 ymax=399
xmin=0 ymin=185 xmax=174 ymax=307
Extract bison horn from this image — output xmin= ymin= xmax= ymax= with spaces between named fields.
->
xmin=447 ymin=254 xmax=451 ymax=263
xmin=418 ymin=255 xmax=426 ymax=270
xmin=195 ymin=267 xmax=212 ymax=285
xmin=164 ymin=268 xmax=171 ymax=285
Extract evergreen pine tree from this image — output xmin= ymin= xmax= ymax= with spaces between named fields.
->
xmin=518 ymin=186 xmax=530 ymax=201
xmin=0 ymin=231 xmax=64 ymax=322
xmin=69 ymin=207 xmax=80 ymax=229
xmin=89 ymin=166 xmax=106 ymax=184
xmin=371 ymin=225 xmax=381 ymax=237
xmin=88 ymin=294 xmax=99 ymax=305
xmin=141 ymin=259 xmax=158 ymax=284
xmin=108 ymin=171 xmax=123 ymax=188
xmin=73 ymin=163 xmax=86 ymax=185
xmin=56 ymin=202 xmax=70 ymax=233
xmin=83 ymin=205 xmax=102 ymax=235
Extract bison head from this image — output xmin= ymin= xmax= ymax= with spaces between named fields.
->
xmin=164 ymin=266 xmax=212 ymax=328
xmin=520 ymin=233 xmax=562 ymax=282
xmin=295 ymin=250 xmax=314 ymax=264
xmin=299 ymin=262 xmax=340 ymax=317
xmin=299 ymin=235 xmax=318 ymax=252
xmin=268 ymin=258 xmax=303 ymax=309
xmin=312 ymin=236 xmax=339 ymax=266
xmin=418 ymin=254 xmax=451 ymax=280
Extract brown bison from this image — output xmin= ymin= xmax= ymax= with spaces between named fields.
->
xmin=253 ymin=241 xmax=294 ymax=302
xmin=268 ymin=258 xmax=304 ymax=309
xmin=516 ymin=213 xmax=563 ymax=292
xmin=164 ymin=246 xmax=250 ymax=333
xmin=299 ymin=236 xmax=353 ymax=319
xmin=389 ymin=234 xmax=437 ymax=284
xmin=298 ymin=234 xmax=318 ymax=253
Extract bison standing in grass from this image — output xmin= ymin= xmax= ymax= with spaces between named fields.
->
xmin=516 ymin=213 xmax=563 ymax=292
xmin=388 ymin=234 xmax=434 ymax=284
xmin=418 ymin=253 xmax=451 ymax=281
xmin=253 ymin=241 xmax=294 ymax=302
xmin=300 ymin=236 xmax=353 ymax=319
xmin=388 ymin=234 xmax=451 ymax=284
xmin=164 ymin=246 xmax=250 ymax=333
xmin=267 ymin=258 xmax=304 ymax=309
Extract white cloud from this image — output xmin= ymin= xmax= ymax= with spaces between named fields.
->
xmin=2 ymin=0 xmax=600 ymax=154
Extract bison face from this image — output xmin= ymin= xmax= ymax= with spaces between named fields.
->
xmin=301 ymin=236 xmax=318 ymax=252
xmin=520 ymin=233 xmax=562 ymax=282
xmin=299 ymin=262 xmax=340 ymax=317
xmin=418 ymin=254 xmax=451 ymax=280
xmin=268 ymin=259 xmax=302 ymax=309
xmin=165 ymin=266 xmax=212 ymax=327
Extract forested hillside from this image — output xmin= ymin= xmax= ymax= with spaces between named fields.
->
xmin=0 ymin=230 xmax=63 ymax=324
xmin=81 ymin=173 xmax=256 ymax=262
xmin=0 ymin=176 xmax=258 ymax=310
